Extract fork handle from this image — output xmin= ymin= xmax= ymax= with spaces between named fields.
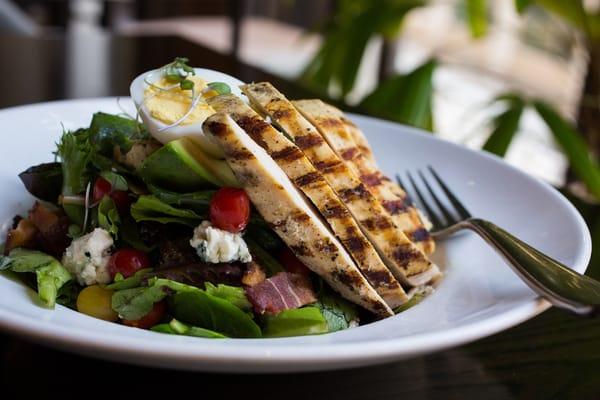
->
xmin=458 ymin=218 xmax=600 ymax=316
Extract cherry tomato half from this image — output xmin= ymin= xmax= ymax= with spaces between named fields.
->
xmin=209 ymin=187 xmax=250 ymax=233
xmin=92 ymin=177 xmax=112 ymax=203
xmin=279 ymin=247 xmax=311 ymax=276
xmin=92 ymin=177 xmax=131 ymax=215
xmin=122 ymin=301 xmax=166 ymax=329
xmin=108 ymin=190 xmax=132 ymax=215
xmin=108 ymin=248 xmax=150 ymax=279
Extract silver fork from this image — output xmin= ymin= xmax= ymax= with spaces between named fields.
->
xmin=398 ymin=166 xmax=600 ymax=316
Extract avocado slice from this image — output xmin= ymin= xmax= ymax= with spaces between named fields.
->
xmin=138 ymin=137 xmax=238 ymax=191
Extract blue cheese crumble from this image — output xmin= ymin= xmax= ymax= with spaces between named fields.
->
xmin=189 ymin=221 xmax=252 ymax=264
xmin=62 ymin=228 xmax=113 ymax=285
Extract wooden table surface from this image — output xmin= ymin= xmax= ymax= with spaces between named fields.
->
xmin=0 ymin=34 xmax=599 ymax=399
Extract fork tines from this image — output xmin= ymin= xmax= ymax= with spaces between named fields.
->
xmin=397 ymin=166 xmax=472 ymax=232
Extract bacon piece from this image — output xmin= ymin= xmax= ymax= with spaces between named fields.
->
xmin=242 ymin=261 xmax=266 ymax=287
xmin=245 ymin=272 xmax=317 ymax=315
xmin=4 ymin=217 xmax=38 ymax=255
xmin=28 ymin=202 xmax=71 ymax=257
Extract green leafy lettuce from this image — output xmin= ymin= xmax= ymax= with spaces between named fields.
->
xmin=151 ymin=318 xmax=227 ymax=338
xmin=315 ymin=288 xmax=359 ymax=332
xmin=130 ymin=195 xmax=202 ymax=226
xmin=0 ymin=249 xmax=73 ymax=308
xmin=56 ymin=129 xmax=93 ymax=225
xmin=262 ymin=307 xmax=328 ymax=338
xmin=88 ymin=112 xmax=147 ymax=155
xmin=204 ymin=282 xmax=252 ymax=310
xmin=98 ymin=196 xmax=121 ymax=237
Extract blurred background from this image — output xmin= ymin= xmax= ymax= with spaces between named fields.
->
xmin=0 ymin=0 xmax=598 ymax=202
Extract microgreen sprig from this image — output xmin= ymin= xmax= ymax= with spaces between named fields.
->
xmin=162 ymin=57 xmax=196 ymax=91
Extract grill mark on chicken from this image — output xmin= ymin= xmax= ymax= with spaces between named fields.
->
xmin=364 ymin=269 xmax=398 ymax=289
xmin=289 ymin=244 xmax=313 ymax=257
xmin=294 ymin=171 xmax=325 ymax=187
xmin=313 ymin=159 xmax=346 ymax=175
xmin=381 ymin=199 xmax=408 ymax=215
xmin=235 ymin=116 xmax=270 ymax=149
xmin=291 ymin=211 xmax=311 ymax=223
xmin=361 ymin=215 xmax=394 ymax=231
xmin=223 ymin=148 xmax=252 ymax=160
xmin=320 ymin=204 xmax=349 ymax=219
xmin=342 ymin=234 xmax=368 ymax=254
xmin=314 ymin=239 xmax=338 ymax=255
xmin=410 ymin=228 xmax=431 ymax=243
xmin=332 ymin=270 xmax=362 ymax=293
xmin=360 ymin=172 xmax=384 ymax=187
xmin=392 ymin=245 xmax=421 ymax=267
xmin=338 ymin=184 xmax=371 ymax=202
xmin=294 ymin=134 xmax=324 ymax=149
xmin=271 ymin=146 xmax=304 ymax=163
xmin=341 ymin=147 xmax=360 ymax=161
xmin=273 ymin=109 xmax=291 ymax=120
xmin=205 ymin=121 xmax=228 ymax=138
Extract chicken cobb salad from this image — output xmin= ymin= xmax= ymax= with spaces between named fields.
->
xmin=1 ymin=58 xmax=441 ymax=339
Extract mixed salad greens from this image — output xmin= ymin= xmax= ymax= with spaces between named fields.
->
xmin=0 ymin=60 xmax=371 ymax=339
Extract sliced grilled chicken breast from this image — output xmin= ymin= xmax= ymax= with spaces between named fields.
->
xmin=340 ymin=115 xmax=377 ymax=166
xmin=208 ymin=94 xmax=407 ymax=308
xmin=241 ymin=82 xmax=438 ymax=286
xmin=293 ymin=99 xmax=435 ymax=255
xmin=203 ymin=112 xmax=394 ymax=317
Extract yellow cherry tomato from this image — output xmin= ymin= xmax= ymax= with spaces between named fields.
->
xmin=76 ymin=285 xmax=119 ymax=321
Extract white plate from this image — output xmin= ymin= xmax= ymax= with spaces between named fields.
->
xmin=0 ymin=98 xmax=591 ymax=373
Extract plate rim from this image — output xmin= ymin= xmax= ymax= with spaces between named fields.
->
xmin=0 ymin=97 xmax=592 ymax=370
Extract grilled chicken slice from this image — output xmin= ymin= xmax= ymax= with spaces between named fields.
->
xmin=203 ymin=112 xmax=393 ymax=317
xmin=340 ymin=115 xmax=377 ymax=167
xmin=293 ymin=99 xmax=435 ymax=255
xmin=242 ymin=82 xmax=439 ymax=286
xmin=208 ymin=94 xmax=407 ymax=308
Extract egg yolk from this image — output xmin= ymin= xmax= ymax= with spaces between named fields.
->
xmin=144 ymin=75 xmax=215 ymax=126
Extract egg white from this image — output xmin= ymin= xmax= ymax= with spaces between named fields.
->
xmin=129 ymin=68 xmax=247 ymax=159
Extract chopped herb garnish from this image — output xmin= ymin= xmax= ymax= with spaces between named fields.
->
xmin=162 ymin=57 xmax=196 ymax=91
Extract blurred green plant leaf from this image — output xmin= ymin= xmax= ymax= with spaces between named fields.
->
xmin=466 ymin=0 xmax=488 ymax=38
xmin=359 ymin=59 xmax=436 ymax=131
xmin=301 ymin=0 xmax=426 ymax=98
xmin=534 ymin=101 xmax=600 ymax=199
xmin=514 ymin=0 xmax=533 ymax=14
xmin=482 ymin=96 xmax=525 ymax=156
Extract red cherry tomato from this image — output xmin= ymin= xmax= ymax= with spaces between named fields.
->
xmin=122 ymin=301 xmax=166 ymax=329
xmin=92 ymin=177 xmax=112 ymax=203
xmin=279 ymin=247 xmax=311 ymax=276
xmin=109 ymin=190 xmax=131 ymax=215
xmin=108 ymin=248 xmax=150 ymax=279
xmin=209 ymin=187 xmax=250 ymax=233
xmin=92 ymin=177 xmax=131 ymax=215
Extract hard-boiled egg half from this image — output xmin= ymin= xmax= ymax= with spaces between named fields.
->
xmin=129 ymin=61 xmax=246 ymax=159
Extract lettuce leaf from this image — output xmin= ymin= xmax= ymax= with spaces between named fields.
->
xmin=98 ymin=196 xmax=121 ymax=238
xmin=204 ymin=282 xmax=252 ymax=310
xmin=1 ymin=248 xmax=73 ymax=308
xmin=88 ymin=112 xmax=147 ymax=155
xmin=130 ymin=195 xmax=202 ymax=226
xmin=151 ymin=319 xmax=227 ymax=338
xmin=262 ymin=307 xmax=328 ymax=338
xmin=315 ymin=288 xmax=359 ymax=332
